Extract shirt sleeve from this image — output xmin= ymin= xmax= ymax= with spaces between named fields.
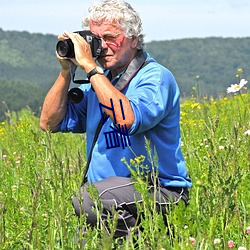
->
xmin=128 ymin=63 xmax=180 ymax=135
xmin=57 ymin=86 xmax=89 ymax=133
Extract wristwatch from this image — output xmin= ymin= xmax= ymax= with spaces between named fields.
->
xmin=87 ymin=66 xmax=104 ymax=80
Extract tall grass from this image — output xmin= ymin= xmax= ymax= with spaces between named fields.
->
xmin=0 ymin=93 xmax=249 ymax=249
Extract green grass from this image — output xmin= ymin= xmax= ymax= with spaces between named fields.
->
xmin=0 ymin=93 xmax=249 ymax=249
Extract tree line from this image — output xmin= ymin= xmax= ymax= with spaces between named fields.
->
xmin=0 ymin=28 xmax=249 ymax=120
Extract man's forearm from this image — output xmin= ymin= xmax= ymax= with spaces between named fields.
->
xmin=40 ymin=70 xmax=71 ymax=132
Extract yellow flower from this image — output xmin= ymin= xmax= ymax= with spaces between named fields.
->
xmin=237 ymin=67 xmax=243 ymax=73
xmin=191 ymin=103 xmax=201 ymax=109
xmin=135 ymin=157 xmax=141 ymax=164
xmin=130 ymin=159 xmax=135 ymax=165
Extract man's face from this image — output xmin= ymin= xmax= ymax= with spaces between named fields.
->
xmin=89 ymin=20 xmax=138 ymax=73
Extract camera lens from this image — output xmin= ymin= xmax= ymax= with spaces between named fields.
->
xmin=56 ymin=39 xmax=74 ymax=58
xmin=68 ymin=88 xmax=84 ymax=103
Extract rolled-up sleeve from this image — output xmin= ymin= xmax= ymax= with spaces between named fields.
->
xmin=57 ymin=87 xmax=89 ymax=133
xmin=128 ymin=64 xmax=179 ymax=135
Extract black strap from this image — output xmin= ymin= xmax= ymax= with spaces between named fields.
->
xmin=81 ymin=113 xmax=107 ymax=186
xmin=81 ymin=50 xmax=149 ymax=185
xmin=115 ymin=49 xmax=147 ymax=91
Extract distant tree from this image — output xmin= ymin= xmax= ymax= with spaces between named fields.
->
xmin=0 ymin=79 xmax=45 ymax=121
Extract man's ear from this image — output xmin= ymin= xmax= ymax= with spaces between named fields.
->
xmin=131 ymin=36 xmax=139 ymax=48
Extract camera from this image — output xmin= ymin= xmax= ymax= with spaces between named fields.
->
xmin=56 ymin=30 xmax=102 ymax=58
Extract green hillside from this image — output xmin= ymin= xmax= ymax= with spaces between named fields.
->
xmin=0 ymin=28 xmax=249 ymax=120
xmin=0 ymin=29 xmax=60 ymax=120
xmin=0 ymin=29 xmax=59 ymax=87
xmin=145 ymin=37 xmax=250 ymax=97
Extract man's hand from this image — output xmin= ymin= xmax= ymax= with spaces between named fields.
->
xmin=62 ymin=31 xmax=96 ymax=73
xmin=56 ymin=33 xmax=79 ymax=71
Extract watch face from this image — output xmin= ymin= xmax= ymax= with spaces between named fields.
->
xmin=96 ymin=66 xmax=104 ymax=74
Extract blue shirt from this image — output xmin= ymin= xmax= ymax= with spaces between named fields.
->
xmin=58 ymin=52 xmax=192 ymax=188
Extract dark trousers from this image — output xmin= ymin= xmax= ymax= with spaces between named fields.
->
xmin=72 ymin=176 xmax=189 ymax=238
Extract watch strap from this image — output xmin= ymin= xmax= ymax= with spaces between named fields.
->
xmin=87 ymin=68 xmax=97 ymax=79
xmin=87 ymin=67 xmax=103 ymax=80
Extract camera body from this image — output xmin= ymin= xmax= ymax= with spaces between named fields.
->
xmin=56 ymin=30 xmax=102 ymax=58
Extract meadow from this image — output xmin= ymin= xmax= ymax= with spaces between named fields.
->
xmin=0 ymin=89 xmax=249 ymax=249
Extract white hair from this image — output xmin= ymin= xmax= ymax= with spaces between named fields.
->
xmin=82 ymin=0 xmax=145 ymax=49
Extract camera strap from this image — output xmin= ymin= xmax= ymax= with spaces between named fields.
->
xmin=81 ymin=50 xmax=150 ymax=185
xmin=114 ymin=49 xmax=148 ymax=91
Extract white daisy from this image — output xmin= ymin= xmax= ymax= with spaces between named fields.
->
xmin=227 ymin=79 xmax=248 ymax=93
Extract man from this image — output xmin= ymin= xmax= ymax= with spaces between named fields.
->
xmin=40 ymin=0 xmax=192 ymax=241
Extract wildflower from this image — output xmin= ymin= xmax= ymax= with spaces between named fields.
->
xmin=12 ymin=185 xmax=18 ymax=192
xmin=238 ymin=247 xmax=246 ymax=250
xmin=191 ymin=103 xmax=201 ymax=109
xmin=219 ymin=145 xmax=224 ymax=150
xmin=214 ymin=238 xmax=221 ymax=244
xmin=130 ymin=159 xmax=135 ymax=165
xmin=227 ymin=79 xmax=248 ymax=93
xmin=42 ymin=213 xmax=48 ymax=221
xmin=189 ymin=237 xmax=196 ymax=246
xmin=135 ymin=157 xmax=141 ymax=164
xmin=237 ymin=67 xmax=243 ymax=73
xmin=244 ymin=130 xmax=250 ymax=136
xmin=228 ymin=240 xmax=235 ymax=248
xmin=246 ymin=226 xmax=250 ymax=235
xmin=196 ymin=180 xmax=202 ymax=185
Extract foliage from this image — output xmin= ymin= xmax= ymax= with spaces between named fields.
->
xmin=0 ymin=92 xmax=249 ymax=249
xmin=0 ymin=28 xmax=60 ymax=89
xmin=0 ymin=29 xmax=61 ymax=121
xmin=0 ymin=79 xmax=46 ymax=121
xmin=145 ymin=37 xmax=250 ymax=98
